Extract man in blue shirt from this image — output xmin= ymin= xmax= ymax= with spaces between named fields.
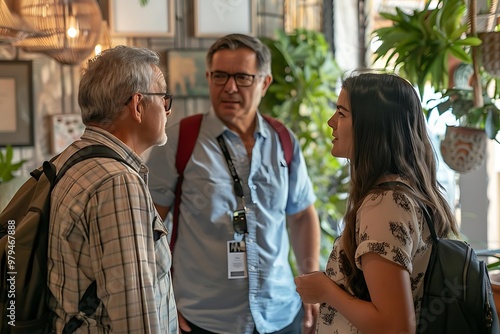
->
xmin=147 ymin=34 xmax=320 ymax=334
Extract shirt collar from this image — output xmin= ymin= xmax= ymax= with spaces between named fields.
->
xmin=80 ymin=126 xmax=144 ymax=172
xmin=205 ymin=108 xmax=271 ymax=140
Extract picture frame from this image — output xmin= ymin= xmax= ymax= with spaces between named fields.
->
xmin=194 ymin=0 xmax=255 ymax=37
xmin=0 ymin=60 xmax=33 ymax=147
xmin=109 ymin=0 xmax=174 ymax=37
xmin=167 ymin=49 xmax=209 ymax=97
xmin=49 ymin=114 xmax=85 ymax=154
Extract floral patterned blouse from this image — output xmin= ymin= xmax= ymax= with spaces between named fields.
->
xmin=318 ymin=183 xmax=433 ymax=333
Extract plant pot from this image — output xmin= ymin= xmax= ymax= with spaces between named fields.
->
xmin=440 ymin=126 xmax=487 ymax=173
xmin=478 ymin=31 xmax=500 ymax=78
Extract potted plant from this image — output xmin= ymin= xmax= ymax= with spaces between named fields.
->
xmin=372 ymin=0 xmax=482 ymax=98
xmin=0 ymin=145 xmax=27 ymax=211
xmin=429 ymin=78 xmax=500 ymax=172
xmin=259 ymin=28 xmax=349 ymax=270
xmin=0 ymin=145 xmax=26 ymax=184
xmin=372 ymin=0 xmax=500 ymax=173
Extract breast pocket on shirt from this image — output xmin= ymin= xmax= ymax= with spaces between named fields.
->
xmin=153 ymin=215 xmax=171 ymax=281
xmin=254 ymin=158 xmax=288 ymax=209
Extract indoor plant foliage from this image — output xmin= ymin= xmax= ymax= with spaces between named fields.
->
xmin=372 ymin=0 xmax=482 ymax=98
xmin=372 ymin=0 xmax=498 ymax=173
xmin=430 ymin=77 xmax=500 ymax=172
xmin=0 ymin=145 xmax=26 ymax=184
xmin=0 ymin=145 xmax=27 ymax=211
xmin=428 ymin=64 xmax=500 ymax=171
xmin=260 ymin=28 xmax=349 ymax=268
xmin=431 ymin=82 xmax=500 ymax=142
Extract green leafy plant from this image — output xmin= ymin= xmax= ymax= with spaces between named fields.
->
xmin=430 ymin=83 xmax=500 ymax=142
xmin=373 ymin=0 xmax=482 ymax=98
xmin=260 ymin=28 xmax=350 ymax=269
xmin=0 ymin=145 xmax=26 ymax=183
xmin=373 ymin=0 xmax=500 ymax=143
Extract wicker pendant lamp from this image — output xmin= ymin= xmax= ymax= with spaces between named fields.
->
xmin=14 ymin=0 xmax=103 ymax=65
xmin=0 ymin=0 xmax=44 ymax=44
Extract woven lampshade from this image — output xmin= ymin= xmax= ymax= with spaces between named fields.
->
xmin=0 ymin=0 xmax=44 ymax=44
xmin=14 ymin=0 xmax=102 ymax=65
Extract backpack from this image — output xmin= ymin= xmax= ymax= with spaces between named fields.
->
xmin=378 ymin=181 xmax=499 ymax=333
xmin=418 ymin=207 xmax=499 ymax=333
xmin=0 ymin=145 xmax=131 ymax=334
xmin=169 ymin=113 xmax=293 ymax=252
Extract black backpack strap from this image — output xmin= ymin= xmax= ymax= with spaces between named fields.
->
xmin=62 ymin=282 xmax=98 ymax=333
xmin=54 ymin=145 xmax=132 ymax=186
xmin=421 ymin=205 xmax=439 ymax=243
xmin=49 ymin=145 xmax=131 ymax=333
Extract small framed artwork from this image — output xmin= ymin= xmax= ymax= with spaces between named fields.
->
xmin=194 ymin=0 xmax=255 ymax=37
xmin=0 ymin=60 xmax=33 ymax=147
xmin=109 ymin=0 xmax=174 ymax=37
xmin=50 ymin=114 xmax=85 ymax=154
xmin=167 ymin=49 xmax=209 ymax=97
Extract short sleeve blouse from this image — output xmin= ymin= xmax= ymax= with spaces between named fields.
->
xmin=317 ymin=185 xmax=432 ymax=333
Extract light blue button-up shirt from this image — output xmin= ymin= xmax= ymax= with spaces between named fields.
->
xmin=147 ymin=109 xmax=316 ymax=334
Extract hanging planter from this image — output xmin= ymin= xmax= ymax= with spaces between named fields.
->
xmin=440 ymin=125 xmax=487 ymax=173
xmin=430 ymin=85 xmax=499 ymax=174
xmin=478 ymin=31 xmax=500 ymax=78
xmin=431 ymin=0 xmax=500 ymax=174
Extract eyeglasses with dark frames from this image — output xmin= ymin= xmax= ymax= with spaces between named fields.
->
xmin=124 ymin=92 xmax=173 ymax=111
xmin=210 ymin=71 xmax=260 ymax=87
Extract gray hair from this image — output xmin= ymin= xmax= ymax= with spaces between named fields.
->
xmin=206 ymin=34 xmax=271 ymax=75
xmin=79 ymin=45 xmax=160 ymax=125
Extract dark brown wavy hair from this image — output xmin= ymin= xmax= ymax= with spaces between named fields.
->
xmin=338 ymin=72 xmax=459 ymax=300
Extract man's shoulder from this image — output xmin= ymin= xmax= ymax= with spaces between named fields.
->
xmin=53 ymin=146 xmax=142 ymax=195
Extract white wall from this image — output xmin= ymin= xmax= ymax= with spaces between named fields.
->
xmin=334 ymin=0 xmax=361 ymax=73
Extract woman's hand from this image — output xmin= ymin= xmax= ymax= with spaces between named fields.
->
xmin=294 ymin=271 xmax=331 ymax=304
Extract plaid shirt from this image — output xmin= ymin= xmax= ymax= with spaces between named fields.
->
xmin=48 ymin=127 xmax=178 ymax=333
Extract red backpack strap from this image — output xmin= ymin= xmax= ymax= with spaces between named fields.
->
xmin=171 ymin=113 xmax=204 ymax=252
xmin=262 ymin=114 xmax=293 ymax=167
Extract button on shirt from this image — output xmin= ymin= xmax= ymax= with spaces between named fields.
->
xmin=48 ymin=127 xmax=178 ymax=333
xmin=147 ymin=110 xmax=316 ymax=334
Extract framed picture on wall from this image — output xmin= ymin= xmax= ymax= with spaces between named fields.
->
xmin=109 ymin=0 xmax=174 ymax=37
xmin=49 ymin=114 xmax=85 ymax=154
xmin=194 ymin=0 xmax=255 ymax=37
xmin=0 ymin=60 xmax=33 ymax=147
xmin=167 ymin=49 xmax=209 ymax=97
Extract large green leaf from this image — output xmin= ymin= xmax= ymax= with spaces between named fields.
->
xmin=373 ymin=0 xmax=476 ymax=97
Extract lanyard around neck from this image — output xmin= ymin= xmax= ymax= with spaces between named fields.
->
xmin=217 ymin=135 xmax=245 ymax=200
